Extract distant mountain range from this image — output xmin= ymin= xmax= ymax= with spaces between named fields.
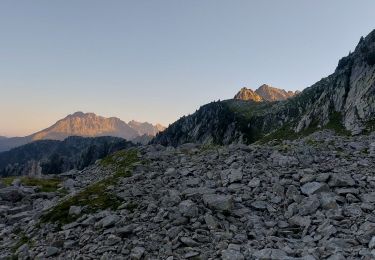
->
xmin=153 ymin=29 xmax=375 ymax=146
xmin=234 ymin=84 xmax=299 ymax=102
xmin=0 ymin=112 xmax=165 ymax=152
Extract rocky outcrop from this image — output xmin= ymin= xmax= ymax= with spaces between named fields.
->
xmin=234 ymin=85 xmax=298 ymax=102
xmin=295 ymin=31 xmax=375 ymax=134
xmin=255 ymin=84 xmax=299 ymax=101
xmin=234 ymin=87 xmax=263 ymax=102
xmin=2 ymin=131 xmax=375 ymax=259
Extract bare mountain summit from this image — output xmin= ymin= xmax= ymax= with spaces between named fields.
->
xmin=255 ymin=84 xmax=299 ymax=101
xmin=0 ymin=112 xmax=165 ymax=152
xmin=233 ymin=87 xmax=263 ymax=102
xmin=31 ymin=112 xmax=139 ymax=141
xmin=234 ymin=84 xmax=299 ymax=102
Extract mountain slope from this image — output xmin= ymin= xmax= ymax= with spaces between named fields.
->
xmin=0 ymin=136 xmax=134 ymax=177
xmin=0 ymin=112 xmax=164 ymax=152
xmin=153 ymin=29 xmax=375 ymax=146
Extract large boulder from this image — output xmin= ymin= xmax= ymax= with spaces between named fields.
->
xmin=0 ymin=187 xmax=26 ymax=202
xmin=203 ymin=194 xmax=233 ymax=212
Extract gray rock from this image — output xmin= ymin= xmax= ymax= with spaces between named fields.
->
xmin=327 ymin=254 xmax=346 ymax=260
xmin=180 ymin=237 xmax=199 ymax=247
xmin=289 ymin=215 xmax=311 ymax=227
xmin=105 ymin=234 xmax=121 ymax=246
xmin=63 ymin=178 xmax=75 ymax=190
xmin=251 ymin=201 xmax=268 ymax=210
xmin=178 ymin=200 xmax=199 ymax=217
xmin=203 ymin=194 xmax=233 ymax=212
xmin=45 ymin=246 xmax=59 ymax=257
xmin=0 ymin=187 xmax=25 ymax=202
xmin=69 ymin=206 xmax=82 ymax=216
xmin=228 ymin=168 xmax=243 ymax=183
xmin=368 ymin=236 xmax=375 ymax=249
xmin=221 ymin=249 xmax=244 ymax=260
xmin=253 ymin=248 xmax=288 ymax=259
xmin=301 ymin=182 xmax=330 ymax=195
xmin=298 ymin=195 xmax=320 ymax=215
xmin=130 ymin=246 xmax=145 ymax=260
xmin=16 ymin=243 xmax=29 ymax=260
xmin=12 ymin=178 xmax=21 ymax=187
xmin=116 ymin=224 xmax=137 ymax=237
xmin=329 ymin=173 xmax=355 ymax=187
xmin=204 ymin=213 xmax=218 ymax=230
xmin=100 ymin=214 xmax=119 ymax=228
xmin=319 ymin=192 xmax=338 ymax=209
xmin=248 ymin=178 xmax=261 ymax=188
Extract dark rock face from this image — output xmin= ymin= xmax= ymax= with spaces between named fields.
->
xmin=153 ymin=29 xmax=375 ymax=146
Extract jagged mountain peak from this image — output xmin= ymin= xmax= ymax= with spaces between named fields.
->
xmin=255 ymin=84 xmax=298 ymax=101
xmin=234 ymin=87 xmax=263 ymax=102
xmin=128 ymin=120 xmax=165 ymax=136
xmin=234 ymin=85 xmax=298 ymax=102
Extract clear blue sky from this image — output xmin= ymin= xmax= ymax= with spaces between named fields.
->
xmin=0 ymin=0 xmax=374 ymax=136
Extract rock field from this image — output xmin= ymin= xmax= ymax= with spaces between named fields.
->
xmin=1 ymin=130 xmax=375 ymax=259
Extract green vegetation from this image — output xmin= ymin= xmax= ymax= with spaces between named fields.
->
xmin=12 ymin=233 xmax=32 ymax=253
xmin=365 ymin=119 xmax=375 ymax=133
xmin=324 ymin=112 xmax=351 ymax=136
xmin=40 ymin=149 xmax=139 ymax=225
xmin=124 ymin=201 xmax=138 ymax=213
xmin=200 ymin=143 xmax=221 ymax=153
xmin=1 ymin=176 xmax=62 ymax=192
xmin=258 ymin=112 xmax=350 ymax=144
xmin=226 ymin=100 xmax=273 ymax=120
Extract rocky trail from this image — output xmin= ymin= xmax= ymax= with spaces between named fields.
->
xmin=1 ymin=130 xmax=375 ymax=259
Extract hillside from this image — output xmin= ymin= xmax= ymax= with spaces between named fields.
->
xmin=153 ymin=29 xmax=375 ymax=146
xmin=0 ymin=136 xmax=134 ymax=177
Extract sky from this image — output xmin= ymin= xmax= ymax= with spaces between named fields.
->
xmin=0 ymin=1 xmax=374 ymax=136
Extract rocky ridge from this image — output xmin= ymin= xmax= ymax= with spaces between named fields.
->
xmin=234 ymin=85 xmax=298 ymax=102
xmin=1 ymin=130 xmax=375 ymax=259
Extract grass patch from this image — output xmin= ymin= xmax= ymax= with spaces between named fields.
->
xmin=40 ymin=149 xmax=139 ymax=225
xmin=256 ymin=122 xmax=317 ymax=144
xmin=0 ymin=176 xmax=62 ymax=192
xmin=200 ymin=143 xmax=221 ymax=153
xmin=12 ymin=232 xmax=32 ymax=253
xmin=365 ymin=119 xmax=375 ymax=133
xmin=258 ymin=112 xmax=350 ymax=144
